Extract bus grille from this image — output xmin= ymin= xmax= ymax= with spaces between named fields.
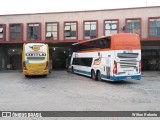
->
xmin=27 ymin=57 xmax=45 ymax=61
xmin=117 ymin=53 xmax=138 ymax=58
xmin=119 ymin=59 xmax=137 ymax=68
xmin=117 ymin=53 xmax=139 ymax=68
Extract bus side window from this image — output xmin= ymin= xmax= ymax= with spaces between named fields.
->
xmin=104 ymin=38 xmax=111 ymax=48
xmin=100 ymin=39 xmax=105 ymax=48
xmin=99 ymin=38 xmax=110 ymax=49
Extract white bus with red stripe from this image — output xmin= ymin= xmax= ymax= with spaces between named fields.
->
xmin=68 ymin=33 xmax=141 ymax=81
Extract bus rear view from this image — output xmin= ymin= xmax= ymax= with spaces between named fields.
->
xmin=22 ymin=43 xmax=49 ymax=77
xmin=111 ymin=33 xmax=141 ymax=81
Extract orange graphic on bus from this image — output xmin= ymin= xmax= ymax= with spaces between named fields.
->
xmin=93 ymin=55 xmax=102 ymax=65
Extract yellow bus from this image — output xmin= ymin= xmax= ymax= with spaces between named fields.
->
xmin=22 ymin=43 xmax=50 ymax=77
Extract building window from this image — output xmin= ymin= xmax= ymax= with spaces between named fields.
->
xmin=149 ymin=18 xmax=160 ymax=37
xmin=104 ymin=20 xmax=118 ymax=35
xmin=126 ymin=19 xmax=141 ymax=35
xmin=0 ymin=25 xmax=3 ymax=41
xmin=0 ymin=24 xmax=6 ymax=41
xmin=64 ymin=22 xmax=77 ymax=40
xmin=46 ymin=22 xmax=58 ymax=40
xmin=27 ymin=23 xmax=41 ymax=40
xmin=84 ymin=21 xmax=97 ymax=39
xmin=9 ymin=24 xmax=23 ymax=41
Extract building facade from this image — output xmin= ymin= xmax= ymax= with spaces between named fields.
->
xmin=0 ymin=6 xmax=160 ymax=70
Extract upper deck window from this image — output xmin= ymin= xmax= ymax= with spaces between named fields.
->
xmin=72 ymin=37 xmax=111 ymax=52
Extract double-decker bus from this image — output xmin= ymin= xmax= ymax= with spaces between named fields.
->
xmin=68 ymin=33 xmax=141 ymax=81
xmin=22 ymin=43 xmax=50 ymax=77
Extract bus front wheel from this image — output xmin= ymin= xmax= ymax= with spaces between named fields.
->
xmin=91 ymin=70 xmax=96 ymax=80
xmin=96 ymin=71 xmax=102 ymax=81
xmin=71 ymin=67 xmax=74 ymax=73
xmin=25 ymin=75 xmax=30 ymax=78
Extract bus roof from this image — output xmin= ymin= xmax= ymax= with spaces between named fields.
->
xmin=24 ymin=43 xmax=47 ymax=45
xmin=112 ymin=33 xmax=140 ymax=46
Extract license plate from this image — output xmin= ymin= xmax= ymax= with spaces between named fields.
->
xmin=126 ymin=76 xmax=131 ymax=80
xmin=123 ymin=68 xmax=134 ymax=71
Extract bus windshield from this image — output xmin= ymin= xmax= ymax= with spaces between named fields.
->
xmin=24 ymin=44 xmax=47 ymax=63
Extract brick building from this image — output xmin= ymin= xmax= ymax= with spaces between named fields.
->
xmin=0 ymin=6 xmax=160 ymax=70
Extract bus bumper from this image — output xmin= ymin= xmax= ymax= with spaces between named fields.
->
xmin=23 ymin=70 xmax=49 ymax=76
xmin=111 ymin=75 xmax=141 ymax=81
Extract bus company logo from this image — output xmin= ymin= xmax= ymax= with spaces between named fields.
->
xmin=26 ymin=52 xmax=46 ymax=57
xmin=29 ymin=45 xmax=43 ymax=51
xmin=93 ymin=55 xmax=102 ymax=65
xmin=123 ymin=50 xmax=133 ymax=53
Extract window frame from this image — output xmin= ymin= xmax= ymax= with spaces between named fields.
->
xmin=0 ymin=24 xmax=6 ymax=42
xmin=64 ymin=21 xmax=78 ymax=40
xmin=9 ymin=23 xmax=23 ymax=41
xmin=125 ymin=18 xmax=141 ymax=38
xmin=148 ymin=17 xmax=160 ymax=39
xmin=45 ymin=22 xmax=59 ymax=41
xmin=83 ymin=20 xmax=98 ymax=40
xmin=104 ymin=19 xmax=119 ymax=36
xmin=27 ymin=22 xmax=41 ymax=41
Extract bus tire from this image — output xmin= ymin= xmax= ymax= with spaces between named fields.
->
xmin=43 ymin=75 xmax=47 ymax=77
xmin=91 ymin=70 xmax=96 ymax=80
xmin=71 ymin=66 xmax=74 ymax=73
xmin=25 ymin=75 xmax=29 ymax=78
xmin=96 ymin=71 xmax=102 ymax=81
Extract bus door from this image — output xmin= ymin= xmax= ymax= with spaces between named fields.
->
xmin=104 ymin=52 xmax=111 ymax=78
